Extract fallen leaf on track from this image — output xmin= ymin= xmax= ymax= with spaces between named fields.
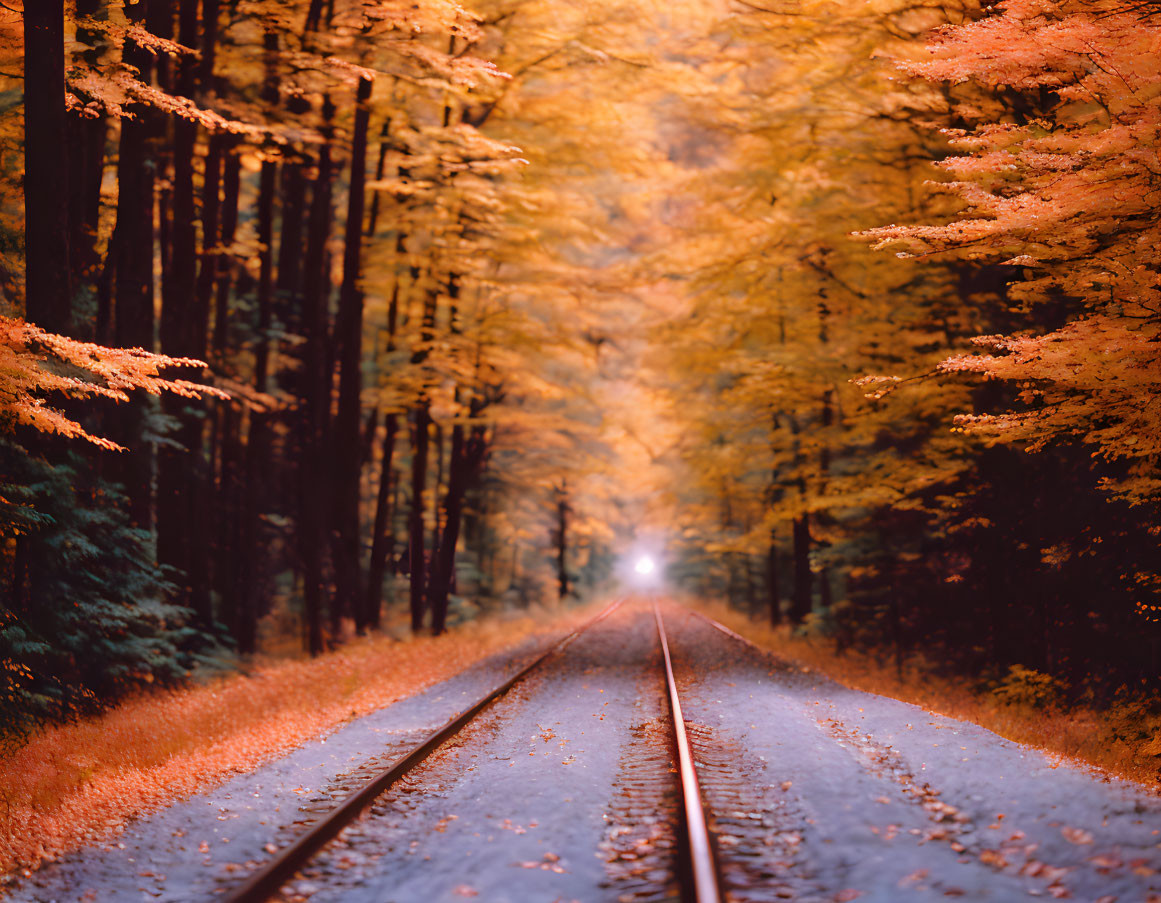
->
xmin=1061 ymin=827 xmax=1094 ymax=845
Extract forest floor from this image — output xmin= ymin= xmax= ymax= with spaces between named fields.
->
xmin=691 ymin=599 xmax=1161 ymax=792
xmin=0 ymin=600 xmax=601 ymax=883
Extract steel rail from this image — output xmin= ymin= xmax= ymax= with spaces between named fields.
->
xmin=222 ymin=598 xmax=625 ymax=903
xmin=653 ymin=602 xmax=723 ymax=903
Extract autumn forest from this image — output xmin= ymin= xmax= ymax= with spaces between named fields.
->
xmin=2 ymin=0 xmax=1160 ymax=777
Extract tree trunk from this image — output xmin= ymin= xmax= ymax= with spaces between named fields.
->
xmin=331 ymin=76 xmax=373 ymax=632
xmin=429 ymin=425 xmax=487 ymax=635
xmin=158 ymin=0 xmax=213 ymax=627
xmin=299 ymin=98 xmax=336 ymax=655
xmin=277 ymin=161 xmax=307 ymax=300
xmin=255 ymin=157 xmax=276 ymax=391
xmin=68 ymin=1 xmax=105 ymax=301
xmin=555 ymin=484 xmax=569 ymax=601
xmin=721 ymin=487 xmax=738 ymax=606
xmin=406 ymin=271 xmax=439 ymax=633
xmin=363 ymin=228 xmax=404 ymax=630
xmin=788 ymin=408 xmax=812 ymax=626
xmin=408 ymin=405 xmax=431 ymax=632
xmin=815 ymin=294 xmax=834 ymax=613
xmin=195 ymin=132 xmax=223 ymax=357
xmin=367 ymin=118 xmax=393 ymax=237
xmin=304 ymin=0 xmax=325 ymax=34
xmin=200 ymin=0 xmax=221 ymax=94
xmin=147 ymin=0 xmax=174 ymax=300
xmin=365 ymin=413 xmax=399 ymax=629
xmin=236 ymin=409 xmax=267 ymax=655
xmin=744 ymin=550 xmax=758 ymax=617
xmin=106 ymin=5 xmax=156 ymax=526
xmin=430 ymin=423 xmax=444 ymax=567
xmin=23 ymin=0 xmax=72 ymax=334
xmin=215 ymin=403 xmax=243 ymax=643
xmin=212 ymin=137 xmax=241 ymax=356
xmin=791 ymin=513 xmax=811 ymax=625
xmin=766 ymin=528 xmax=781 ymax=626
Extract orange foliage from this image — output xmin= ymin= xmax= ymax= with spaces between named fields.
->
xmin=0 ymin=605 xmax=596 ymax=878
xmin=0 ymin=317 xmax=225 ymax=453
xmin=690 ymin=599 xmax=1161 ymax=791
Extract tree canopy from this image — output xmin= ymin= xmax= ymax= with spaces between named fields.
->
xmin=2 ymin=0 xmax=1159 ymax=735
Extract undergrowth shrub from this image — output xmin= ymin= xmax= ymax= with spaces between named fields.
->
xmin=990 ymin=664 xmax=1063 ymax=710
xmin=1 ymin=441 xmax=223 ymax=748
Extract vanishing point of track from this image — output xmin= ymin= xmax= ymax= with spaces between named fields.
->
xmin=222 ymin=599 xmax=726 ymax=903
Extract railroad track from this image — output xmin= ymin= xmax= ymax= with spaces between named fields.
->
xmin=223 ymin=599 xmax=726 ymax=903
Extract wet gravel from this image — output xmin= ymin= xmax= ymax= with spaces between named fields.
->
xmin=661 ymin=604 xmax=1161 ymax=903
xmin=11 ymin=599 xmax=1161 ymax=903
xmin=281 ymin=605 xmax=680 ymax=903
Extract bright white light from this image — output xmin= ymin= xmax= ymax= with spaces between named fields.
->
xmin=634 ymin=556 xmax=655 ymax=575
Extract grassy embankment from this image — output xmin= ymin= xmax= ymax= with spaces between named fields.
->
xmin=0 ymin=602 xmax=599 ymax=879
xmin=692 ymin=599 xmax=1161 ymax=790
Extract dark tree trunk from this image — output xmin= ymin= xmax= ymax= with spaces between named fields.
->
xmin=277 ymin=161 xmax=307 ymax=300
xmin=195 ymin=132 xmax=223 ymax=357
xmin=365 ymin=413 xmax=399 ymax=629
xmin=791 ymin=513 xmax=811 ymax=625
xmin=71 ymin=0 xmax=105 ymax=270
xmin=788 ymin=408 xmax=812 ymax=625
xmin=406 ymin=278 xmax=439 ymax=633
xmin=555 ymin=484 xmax=569 ymax=601
xmin=367 ymin=119 xmax=393 ymax=237
xmin=255 ymin=158 xmax=277 ymax=391
xmin=721 ymin=488 xmax=738 ymax=606
xmin=68 ymin=0 xmax=106 ymax=301
xmin=304 ymin=0 xmax=325 ymax=33
xmin=146 ymin=0 xmax=174 ymax=297
xmin=105 ymin=5 xmax=156 ymax=526
xmin=254 ymin=30 xmax=280 ymax=391
xmin=215 ymin=403 xmax=243 ymax=643
xmin=237 ymin=409 xmax=268 ymax=654
xmin=158 ymin=0 xmax=213 ymax=627
xmin=430 ymin=423 xmax=444 ymax=565
xmin=744 ymin=550 xmax=758 ymax=617
xmin=238 ymin=33 xmax=280 ymax=652
xmin=213 ymin=137 xmax=242 ymax=356
xmin=766 ymin=528 xmax=781 ymax=626
xmin=331 ymin=76 xmax=373 ymax=632
xmin=200 ymin=0 xmax=221 ymax=93
xmin=429 ymin=424 xmax=487 ymax=635
xmin=23 ymin=0 xmax=72 ymax=334
xmin=363 ymin=244 xmax=404 ymax=629
xmin=815 ymin=295 xmax=834 ymax=613
xmin=408 ymin=404 xmax=431 ymax=632
xmin=299 ymin=98 xmax=337 ymax=655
